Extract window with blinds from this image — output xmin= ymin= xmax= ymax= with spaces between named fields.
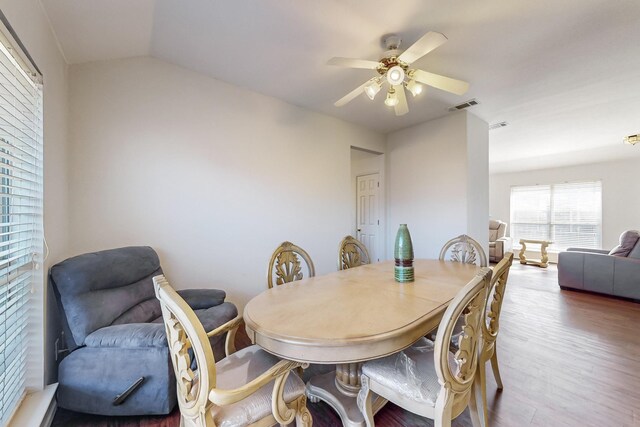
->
xmin=510 ymin=181 xmax=602 ymax=250
xmin=0 ymin=26 xmax=43 ymax=426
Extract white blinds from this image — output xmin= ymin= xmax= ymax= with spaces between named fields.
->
xmin=0 ymin=31 xmax=43 ymax=426
xmin=510 ymin=181 xmax=602 ymax=250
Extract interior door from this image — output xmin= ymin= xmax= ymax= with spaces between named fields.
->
xmin=356 ymin=173 xmax=380 ymax=262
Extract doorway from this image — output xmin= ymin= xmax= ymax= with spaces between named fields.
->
xmin=351 ymin=148 xmax=385 ymax=262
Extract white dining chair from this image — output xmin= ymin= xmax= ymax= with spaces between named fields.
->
xmin=440 ymin=234 xmax=488 ymax=267
xmin=357 ymin=267 xmax=493 ymax=427
xmin=267 ymin=241 xmax=315 ymax=288
xmin=153 ymin=274 xmax=312 ymax=427
xmin=477 ymin=252 xmax=513 ymax=427
xmin=338 ymin=235 xmax=371 ymax=270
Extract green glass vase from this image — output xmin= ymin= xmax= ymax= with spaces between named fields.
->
xmin=394 ymin=224 xmax=414 ymax=283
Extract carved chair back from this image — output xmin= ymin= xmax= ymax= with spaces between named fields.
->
xmin=267 ymin=241 xmax=315 ymax=289
xmin=482 ymin=252 xmax=514 ymax=347
xmin=439 ymin=234 xmax=488 ymax=267
xmin=338 ymin=236 xmax=371 ymax=270
xmin=154 ymin=275 xmax=216 ymax=427
xmin=434 ymin=268 xmax=492 ymax=405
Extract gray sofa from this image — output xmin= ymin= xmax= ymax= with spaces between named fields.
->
xmin=558 ymin=231 xmax=640 ymax=300
xmin=50 ymin=246 xmax=238 ymax=416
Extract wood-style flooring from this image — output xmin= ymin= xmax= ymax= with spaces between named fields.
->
xmin=52 ymin=263 xmax=640 ymax=427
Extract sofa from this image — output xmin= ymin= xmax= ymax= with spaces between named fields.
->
xmin=50 ymin=246 xmax=238 ymax=416
xmin=557 ymin=230 xmax=640 ymax=300
xmin=489 ymin=219 xmax=512 ymax=263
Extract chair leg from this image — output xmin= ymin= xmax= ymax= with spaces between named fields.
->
xmin=477 ymin=358 xmax=489 ymax=427
xmin=357 ymin=375 xmax=375 ymax=427
xmin=434 ymin=389 xmax=453 ymax=427
xmin=295 ymin=395 xmax=313 ymax=427
xmin=469 ymin=380 xmax=484 ymax=427
xmin=490 ymin=348 xmax=504 ymax=390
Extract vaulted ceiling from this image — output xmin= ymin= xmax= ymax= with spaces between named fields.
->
xmin=41 ymin=0 xmax=640 ymax=172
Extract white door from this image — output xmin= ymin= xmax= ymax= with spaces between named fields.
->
xmin=356 ymin=173 xmax=381 ymax=262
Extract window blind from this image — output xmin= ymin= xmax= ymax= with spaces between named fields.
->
xmin=0 ymin=29 xmax=43 ymax=426
xmin=510 ymin=181 xmax=602 ymax=250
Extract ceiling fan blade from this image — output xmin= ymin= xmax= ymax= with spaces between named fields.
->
xmin=394 ymin=85 xmax=408 ymax=116
xmin=334 ymin=78 xmax=376 ymax=107
xmin=412 ymin=69 xmax=469 ymax=95
xmin=328 ymin=57 xmax=380 ymax=69
xmin=398 ymin=31 xmax=448 ymax=64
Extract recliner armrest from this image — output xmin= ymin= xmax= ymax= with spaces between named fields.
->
xmin=497 ymin=237 xmax=513 ymax=252
xmin=177 ymin=289 xmax=226 ymax=310
xmin=85 ymin=323 xmax=167 ymax=348
xmin=566 ymin=247 xmax=609 ymax=254
xmin=558 ymin=251 xmax=616 ymax=292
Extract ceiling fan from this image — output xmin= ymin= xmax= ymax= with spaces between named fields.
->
xmin=329 ymin=32 xmax=469 ymax=116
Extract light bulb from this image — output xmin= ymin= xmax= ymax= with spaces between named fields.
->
xmin=364 ymin=80 xmax=381 ymax=100
xmin=386 ymin=65 xmax=405 ymax=85
xmin=406 ymin=79 xmax=423 ymax=97
xmin=384 ymin=89 xmax=399 ymax=107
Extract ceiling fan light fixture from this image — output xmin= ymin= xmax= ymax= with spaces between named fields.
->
xmin=386 ymin=65 xmax=405 ymax=85
xmin=330 ymin=30 xmax=471 ymax=115
xmin=364 ymin=80 xmax=382 ymax=100
xmin=405 ymin=79 xmax=423 ymax=97
xmin=384 ymin=88 xmax=399 ymax=107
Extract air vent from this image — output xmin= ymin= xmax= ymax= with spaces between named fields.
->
xmin=489 ymin=121 xmax=508 ymax=130
xmin=448 ymin=98 xmax=479 ymax=112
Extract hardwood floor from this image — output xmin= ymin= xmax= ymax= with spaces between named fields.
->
xmin=52 ymin=263 xmax=640 ymax=427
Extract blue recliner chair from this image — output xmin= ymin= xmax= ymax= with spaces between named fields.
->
xmin=50 ymin=246 xmax=238 ymax=416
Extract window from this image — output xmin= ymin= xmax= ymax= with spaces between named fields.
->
xmin=0 ymin=23 xmax=43 ymax=425
xmin=510 ymin=181 xmax=602 ymax=250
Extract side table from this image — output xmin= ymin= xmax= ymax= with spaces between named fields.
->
xmin=519 ymin=239 xmax=552 ymax=268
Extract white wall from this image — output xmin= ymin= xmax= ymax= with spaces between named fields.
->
xmin=466 ymin=113 xmax=489 ymax=254
xmin=0 ymin=0 xmax=70 ymax=387
xmin=490 ymin=157 xmax=640 ymax=250
xmin=386 ymin=111 xmax=489 ymax=259
xmin=68 ymin=56 xmax=385 ymax=309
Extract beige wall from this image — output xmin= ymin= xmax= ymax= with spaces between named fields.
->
xmin=68 ymin=56 xmax=385 ymax=309
xmin=490 ymin=157 xmax=640 ymax=250
xmin=386 ymin=111 xmax=489 ymax=259
xmin=0 ymin=0 xmax=70 ymax=386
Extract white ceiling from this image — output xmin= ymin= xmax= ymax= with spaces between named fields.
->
xmin=41 ymin=0 xmax=640 ymax=172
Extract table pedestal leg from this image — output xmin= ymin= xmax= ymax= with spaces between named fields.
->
xmin=306 ymin=363 xmax=387 ymax=427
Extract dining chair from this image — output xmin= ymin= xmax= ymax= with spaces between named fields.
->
xmin=267 ymin=241 xmax=315 ymax=289
xmin=267 ymin=242 xmax=332 ymax=383
xmin=439 ymin=234 xmax=488 ymax=267
xmin=477 ymin=252 xmax=514 ymax=427
xmin=338 ymin=235 xmax=371 ymax=270
xmin=153 ymin=275 xmax=312 ymax=427
xmin=357 ymin=267 xmax=493 ymax=427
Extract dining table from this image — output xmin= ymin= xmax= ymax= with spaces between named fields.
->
xmin=243 ymin=259 xmax=483 ymax=427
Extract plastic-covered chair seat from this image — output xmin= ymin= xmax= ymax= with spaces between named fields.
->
xmin=211 ymin=346 xmax=306 ymax=426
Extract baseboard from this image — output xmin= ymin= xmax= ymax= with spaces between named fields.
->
xmin=7 ymin=383 xmax=58 ymax=427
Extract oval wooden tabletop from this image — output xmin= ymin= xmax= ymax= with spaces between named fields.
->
xmin=244 ymin=259 xmax=483 ymax=364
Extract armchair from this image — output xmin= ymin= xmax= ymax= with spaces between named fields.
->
xmin=489 ymin=219 xmax=513 ymax=263
xmin=50 ymin=246 xmax=238 ymax=416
